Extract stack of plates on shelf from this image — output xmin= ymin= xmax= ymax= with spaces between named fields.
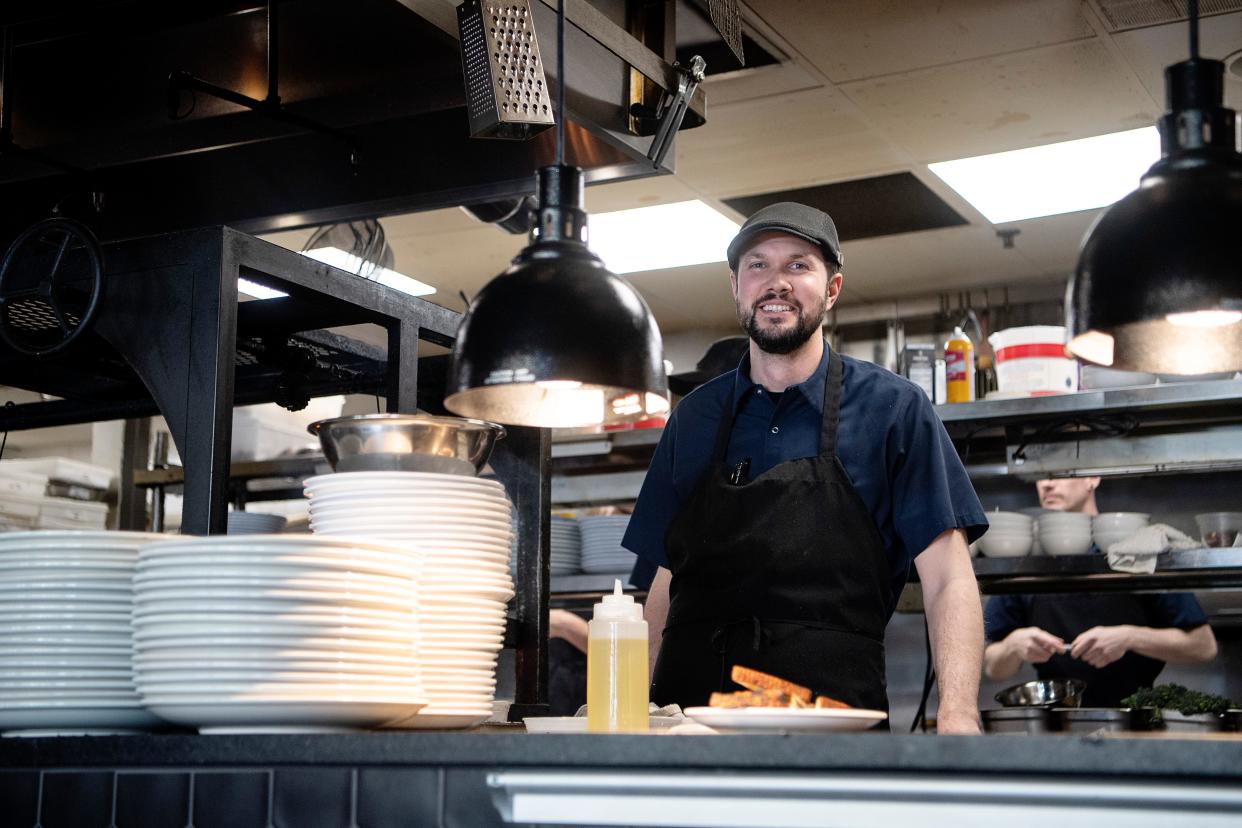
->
xmin=549 ymin=516 xmax=581 ymax=575
xmin=226 ymin=511 xmax=288 ymax=535
xmin=131 ymin=535 xmax=427 ymax=734
xmin=0 ymin=530 xmax=171 ymax=736
xmin=305 ymin=471 xmax=514 ymax=728
xmin=578 ymin=515 xmax=634 ymax=574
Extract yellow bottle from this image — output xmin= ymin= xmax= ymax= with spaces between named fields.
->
xmin=586 ymin=579 xmax=649 ymax=733
xmin=944 ymin=326 xmax=976 ymax=403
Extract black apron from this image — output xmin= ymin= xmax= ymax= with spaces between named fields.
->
xmin=1028 ymin=593 xmax=1166 ymax=707
xmin=651 ymin=349 xmax=892 ymax=713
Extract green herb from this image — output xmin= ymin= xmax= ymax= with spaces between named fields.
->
xmin=1120 ymin=684 xmax=1235 ymax=720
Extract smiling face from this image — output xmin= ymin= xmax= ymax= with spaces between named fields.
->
xmin=730 ymin=231 xmax=842 ymax=355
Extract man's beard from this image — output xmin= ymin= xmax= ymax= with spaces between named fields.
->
xmin=738 ymin=292 xmax=827 ymax=355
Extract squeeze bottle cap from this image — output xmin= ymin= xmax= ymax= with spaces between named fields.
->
xmin=592 ymin=579 xmax=643 ymax=622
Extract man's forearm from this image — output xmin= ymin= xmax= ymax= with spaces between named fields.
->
xmin=644 ymin=566 xmax=672 ymax=681
xmin=1128 ymin=624 xmax=1217 ymax=663
xmin=926 ymin=575 xmax=984 ymax=718
xmin=914 ymin=528 xmax=984 ymax=732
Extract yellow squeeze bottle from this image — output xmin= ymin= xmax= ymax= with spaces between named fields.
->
xmin=587 ymin=579 xmax=649 ymax=733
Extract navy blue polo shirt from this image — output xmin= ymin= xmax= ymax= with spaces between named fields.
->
xmin=623 ymin=343 xmax=989 ymax=612
xmin=984 ymin=592 xmax=1208 ymax=641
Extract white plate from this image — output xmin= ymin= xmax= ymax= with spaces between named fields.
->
xmin=0 ymin=592 xmax=131 ymax=606
xmin=0 ymin=655 xmax=129 ymax=669
xmin=0 ymin=668 xmax=132 ymax=680
xmin=308 ymin=520 xmax=513 ymax=541
xmin=132 ymin=633 xmax=415 ymax=654
xmin=132 ymin=602 xmax=417 ymax=623
xmin=0 ymin=610 xmax=130 ymax=624
xmin=0 ymin=689 xmax=140 ymax=702
xmin=133 ymin=590 xmax=415 ymax=612
xmin=132 ymin=621 xmax=416 ymax=642
xmin=0 ymin=530 xmax=171 ymax=545
xmin=420 ymin=585 xmax=513 ymax=601
xmin=133 ymin=670 xmax=420 ymax=687
xmin=137 ymin=552 xmax=418 ymax=578
xmin=683 ymin=706 xmax=887 ymax=733
xmin=130 ymin=646 xmax=418 ymax=666
xmin=305 ymin=488 xmax=511 ymax=507
xmin=142 ymin=697 xmax=426 ymax=731
xmin=0 ymin=704 xmax=163 ymax=733
xmin=133 ymin=658 xmax=418 ymax=676
xmin=134 ymin=566 xmax=416 ymax=589
xmin=0 ymin=572 xmax=132 ymax=587
xmin=0 ymin=632 xmax=132 ymax=647
xmin=309 ymin=502 xmax=511 ymax=520
xmin=420 ymin=622 xmax=506 ymax=634
xmin=304 ymin=471 xmax=505 ymax=490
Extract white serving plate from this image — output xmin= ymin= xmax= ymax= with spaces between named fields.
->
xmin=308 ymin=519 xmax=513 ymax=540
xmin=133 ymin=589 xmax=415 ymax=611
xmin=683 ymin=706 xmax=887 ymax=733
xmin=133 ymin=657 xmax=418 ymax=676
xmin=142 ymin=697 xmax=426 ymax=732
xmin=132 ymin=621 xmax=417 ymax=642
xmin=0 ymin=667 xmax=132 ymax=680
xmin=0 ymin=654 xmax=129 ymax=668
xmin=133 ymin=669 xmax=421 ymax=687
xmin=131 ymin=608 xmax=417 ymax=629
xmin=0 ymin=610 xmax=131 ymax=624
xmin=137 ymin=552 xmax=418 ymax=578
xmin=0 ymin=632 xmax=132 ymax=647
xmin=0 ymin=571 xmax=133 ymax=587
xmin=130 ymin=646 xmax=418 ymax=665
xmin=133 ymin=565 xmax=416 ymax=589
xmin=304 ymin=489 xmax=511 ymax=508
xmin=132 ymin=601 xmax=417 ymax=622
xmin=0 ymin=703 xmax=163 ymax=733
xmin=0 ymin=591 xmax=131 ymax=606
xmin=0 ymin=688 xmax=140 ymax=702
xmin=308 ymin=503 xmax=511 ymax=522
xmin=304 ymin=471 xmax=505 ymax=491
xmin=132 ymin=633 xmax=415 ymax=654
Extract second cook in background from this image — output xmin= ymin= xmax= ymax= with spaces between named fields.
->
xmin=622 ymin=202 xmax=990 ymax=734
xmin=984 ymin=478 xmax=1217 ymax=706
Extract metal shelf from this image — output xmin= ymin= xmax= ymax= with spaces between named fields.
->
xmin=974 ymin=548 xmax=1242 ymax=594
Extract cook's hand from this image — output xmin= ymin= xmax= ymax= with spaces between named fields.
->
xmin=1006 ymin=627 xmax=1065 ymax=664
xmin=1070 ymin=625 xmax=1131 ymax=668
xmin=936 ymin=708 xmax=982 ymax=735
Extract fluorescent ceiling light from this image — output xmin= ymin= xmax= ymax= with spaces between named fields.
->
xmin=588 ymin=200 xmax=739 ymax=274
xmin=301 ymin=246 xmax=436 ymax=297
xmin=928 ymin=127 xmax=1161 ymax=224
xmin=238 ymin=278 xmax=288 ymax=300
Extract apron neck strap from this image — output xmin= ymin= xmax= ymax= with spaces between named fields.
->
xmin=819 ymin=347 xmax=844 ymax=458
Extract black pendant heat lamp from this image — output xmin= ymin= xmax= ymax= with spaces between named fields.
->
xmin=444 ymin=1 xmax=669 ymax=427
xmin=1066 ymin=0 xmax=1242 ymax=375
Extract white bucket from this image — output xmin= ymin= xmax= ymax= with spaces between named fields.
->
xmin=987 ymin=326 xmax=1078 ymax=396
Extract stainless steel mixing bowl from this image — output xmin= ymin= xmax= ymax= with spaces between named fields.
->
xmin=994 ymin=678 xmax=1087 ymax=708
xmin=308 ymin=414 xmax=506 ymax=476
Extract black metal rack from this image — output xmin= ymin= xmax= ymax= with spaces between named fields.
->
xmin=0 ymin=226 xmax=552 ymax=717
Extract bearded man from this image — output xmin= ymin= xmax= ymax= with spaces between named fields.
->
xmin=622 ymin=202 xmax=990 ymax=733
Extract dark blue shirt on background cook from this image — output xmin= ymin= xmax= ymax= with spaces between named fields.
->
xmin=623 ymin=343 xmax=989 ymax=614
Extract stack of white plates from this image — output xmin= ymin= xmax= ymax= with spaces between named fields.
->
xmin=578 ymin=515 xmax=634 ymax=574
xmin=549 ymin=517 xmax=581 ymax=575
xmin=131 ymin=535 xmax=427 ymax=734
xmin=305 ymin=471 xmax=514 ymax=728
xmin=0 ymin=530 xmax=170 ymax=736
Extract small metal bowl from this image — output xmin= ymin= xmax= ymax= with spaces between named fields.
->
xmin=995 ymin=679 xmax=1087 ymax=708
xmin=308 ymin=414 xmax=505 ymax=476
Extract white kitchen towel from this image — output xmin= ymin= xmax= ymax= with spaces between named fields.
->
xmin=1105 ymin=524 xmax=1198 ymax=574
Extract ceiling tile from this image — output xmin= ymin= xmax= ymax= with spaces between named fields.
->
xmin=746 ymin=0 xmax=1094 ymax=83
xmin=839 ymin=39 xmax=1162 ymax=161
xmin=674 ymin=87 xmax=906 ymax=199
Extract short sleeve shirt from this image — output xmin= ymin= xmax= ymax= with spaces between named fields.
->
xmin=984 ymin=592 xmax=1209 ymax=641
xmin=623 ymin=343 xmax=989 ymax=611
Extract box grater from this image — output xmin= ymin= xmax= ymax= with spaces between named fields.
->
xmin=457 ymin=0 xmax=555 ymax=140
xmin=706 ymin=0 xmax=744 ymax=65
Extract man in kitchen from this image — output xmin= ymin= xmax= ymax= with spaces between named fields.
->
xmin=622 ymin=202 xmax=990 ymax=734
xmin=983 ymin=477 xmax=1217 ymax=706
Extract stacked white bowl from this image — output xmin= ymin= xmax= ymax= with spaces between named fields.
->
xmin=977 ymin=512 xmax=1034 ymax=557
xmin=131 ymin=535 xmax=428 ymax=733
xmin=226 ymin=511 xmax=288 ymax=535
xmin=1037 ymin=511 xmax=1094 ymax=555
xmin=578 ymin=515 xmax=634 ymax=574
xmin=0 ymin=531 xmax=171 ymax=736
xmin=305 ymin=471 xmax=514 ymax=728
xmin=1092 ymin=512 xmax=1150 ymax=552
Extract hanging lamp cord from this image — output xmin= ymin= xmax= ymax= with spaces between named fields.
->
xmin=556 ymin=0 xmax=565 ymax=166
xmin=1188 ymin=0 xmax=1198 ymax=60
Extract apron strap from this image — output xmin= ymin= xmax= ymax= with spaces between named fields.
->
xmin=819 ymin=346 xmax=844 ymax=458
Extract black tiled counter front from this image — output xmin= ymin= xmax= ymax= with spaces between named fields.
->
xmin=1 ymin=731 xmax=1241 ymax=828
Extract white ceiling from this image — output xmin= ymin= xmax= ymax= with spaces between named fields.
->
xmin=264 ymin=1 xmax=1242 ymax=335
